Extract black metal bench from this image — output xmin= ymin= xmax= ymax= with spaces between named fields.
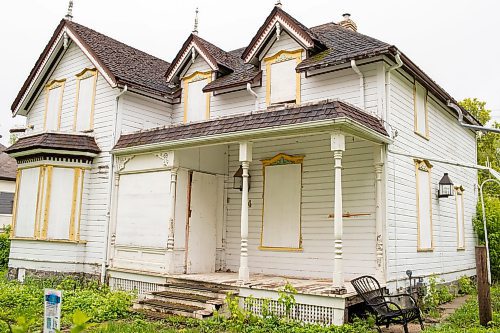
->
xmin=351 ymin=275 xmax=424 ymax=333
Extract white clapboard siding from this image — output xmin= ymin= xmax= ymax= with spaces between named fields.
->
xmin=224 ymin=133 xmax=377 ymax=279
xmin=12 ymin=41 xmax=119 ymax=275
xmin=121 ymin=93 xmax=172 ymax=133
xmin=386 ymin=71 xmax=477 ymax=288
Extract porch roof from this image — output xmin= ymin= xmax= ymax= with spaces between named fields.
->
xmin=113 ymin=100 xmax=389 ymax=154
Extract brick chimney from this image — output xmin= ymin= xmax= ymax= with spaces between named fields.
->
xmin=339 ymin=13 xmax=357 ymax=32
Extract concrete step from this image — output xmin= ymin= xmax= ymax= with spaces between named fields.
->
xmin=147 ymin=290 xmax=224 ymax=310
xmin=135 ymin=299 xmax=212 ymax=319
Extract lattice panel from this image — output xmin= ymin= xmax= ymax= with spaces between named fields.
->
xmin=109 ymin=277 xmax=161 ymax=295
xmin=243 ymin=297 xmax=336 ymax=325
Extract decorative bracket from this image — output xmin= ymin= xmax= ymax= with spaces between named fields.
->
xmin=275 ymin=22 xmax=281 ymax=41
xmin=191 ymin=47 xmax=196 ymax=64
xmin=116 ymin=156 xmax=134 ymax=172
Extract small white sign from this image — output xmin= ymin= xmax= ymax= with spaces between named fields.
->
xmin=43 ymin=289 xmax=62 ymax=333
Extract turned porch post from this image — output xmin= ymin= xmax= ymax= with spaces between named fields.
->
xmin=166 ymin=167 xmax=178 ymax=273
xmin=238 ymin=141 xmax=253 ymax=283
xmin=331 ymin=132 xmax=345 ymax=290
xmin=374 ymin=145 xmax=385 ymax=279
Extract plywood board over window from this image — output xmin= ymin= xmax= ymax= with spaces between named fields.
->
xmin=260 ymin=153 xmax=304 ymax=251
xmin=414 ymin=81 xmax=429 ymax=139
xmin=455 ymin=186 xmax=465 ymax=250
xmin=183 ymin=71 xmax=211 ymax=123
xmin=44 ymin=79 xmax=66 ymax=130
xmin=11 ymin=168 xmax=41 ymax=238
xmin=415 ymin=159 xmax=433 ymax=251
xmin=265 ymin=50 xmax=302 ymax=105
xmin=74 ymin=68 xmax=98 ymax=131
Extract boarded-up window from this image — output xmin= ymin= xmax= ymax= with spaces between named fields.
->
xmin=184 ymin=72 xmax=211 ymax=123
xmin=45 ymin=167 xmax=83 ymax=240
xmin=456 ymin=188 xmax=465 ymax=249
xmin=44 ymin=80 xmax=65 ymax=130
xmin=14 ymin=168 xmax=40 ymax=238
xmin=0 ymin=192 xmax=15 ymax=215
xmin=270 ymin=60 xmax=296 ymax=104
xmin=261 ymin=154 xmax=303 ymax=249
xmin=74 ymin=69 xmax=97 ymax=131
xmin=414 ymin=81 xmax=428 ymax=137
xmin=265 ymin=50 xmax=302 ymax=105
xmin=115 ymin=171 xmax=171 ymax=248
xmin=416 ymin=160 xmax=433 ymax=251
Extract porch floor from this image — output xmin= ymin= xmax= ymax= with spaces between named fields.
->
xmin=170 ymin=272 xmax=358 ymax=298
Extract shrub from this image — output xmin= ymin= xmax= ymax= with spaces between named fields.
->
xmin=0 ymin=226 xmax=11 ymax=270
xmin=474 ymin=195 xmax=500 ymax=282
xmin=423 ymin=275 xmax=454 ymax=317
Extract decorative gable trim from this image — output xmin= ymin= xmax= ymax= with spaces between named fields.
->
xmin=242 ymin=9 xmax=315 ymax=64
xmin=165 ymin=37 xmax=219 ymax=83
xmin=12 ymin=22 xmax=117 ymax=116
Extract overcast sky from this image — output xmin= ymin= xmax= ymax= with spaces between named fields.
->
xmin=0 ymin=0 xmax=499 ymax=145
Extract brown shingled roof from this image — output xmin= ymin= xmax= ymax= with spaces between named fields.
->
xmin=0 ymin=144 xmax=17 ymax=181
xmin=114 ymin=100 xmax=388 ymax=150
xmin=5 ymin=133 xmax=100 ymax=155
xmin=12 ymin=19 xmax=172 ymax=113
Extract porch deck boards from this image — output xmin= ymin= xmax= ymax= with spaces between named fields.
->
xmin=170 ymin=272 xmax=358 ymax=298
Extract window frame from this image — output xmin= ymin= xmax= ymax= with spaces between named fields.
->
xmin=73 ymin=68 xmax=98 ymax=132
xmin=455 ymin=186 xmax=466 ymax=250
xmin=415 ymin=159 xmax=434 ymax=252
xmin=43 ymin=79 xmax=66 ymax=131
xmin=183 ymin=71 xmax=212 ymax=124
xmin=0 ymin=192 xmax=15 ymax=215
xmin=11 ymin=165 xmax=85 ymax=242
xmin=260 ymin=153 xmax=304 ymax=252
xmin=264 ymin=49 xmax=302 ymax=106
xmin=413 ymin=80 xmax=429 ymax=140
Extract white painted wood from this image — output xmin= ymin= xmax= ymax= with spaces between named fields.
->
xmin=46 ymin=168 xmax=75 ymax=240
xmin=416 ymin=166 xmax=432 ymax=250
xmin=75 ymin=76 xmax=94 ymax=131
xmin=456 ymin=191 xmax=465 ymax=249
xmin=415 ymin=82 xmax=427 ymax=135
xmin=15 ymin=168 xmax=40 ymax=238
xmin=187 ymin=172 xmax=218 ymax=273
xmin=262 ymin=164 xmax=301 ymax=248
xmin=115 ymin=171 xmax=170 ymax=248
xmin=45 ymin=86 xmax=62 ymax=130
xmin=186 ymin=79 xmax=209 ymax=122
xmin=270 ymin=59 xmax=296 ymax=104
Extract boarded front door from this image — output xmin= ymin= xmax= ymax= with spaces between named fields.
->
xmin=186 ymin=172 xmax=218 ymax=273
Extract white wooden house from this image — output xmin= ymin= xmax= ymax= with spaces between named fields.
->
xmin=5 ymin=5 xmax=482 ymax=324
xmin=0 ymin=144 xmax=17 ymax=230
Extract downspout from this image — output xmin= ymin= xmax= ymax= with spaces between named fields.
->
xmin=447 ymin=101 xmax=500 ymax=134
xmin=385 ymin=52 xmax=403 ymax=130
xmin=246 ymin=83 xmax=259 ymax=112
xmin=101 ymin=85 xmax=128 ymax=284
xmin=351 ymin=60 xmax=365 ymax=109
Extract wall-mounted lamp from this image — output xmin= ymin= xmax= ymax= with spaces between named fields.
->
xmin=233 ymin=165 xmax=251 ymax=191
xmin=438 ymin=173 xmax=454 ymax=198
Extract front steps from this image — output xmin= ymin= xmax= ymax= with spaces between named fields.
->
xmin=133 ymin=278 xmax=238 ymax=319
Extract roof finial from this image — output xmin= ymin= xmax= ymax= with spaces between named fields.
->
xmin=192 ymin=7 xmax=199 ymax=35
xmin=65 ymin=0 xmax=74 ymax=21
xmin=275 ymin=0 xmax=282 ymax=8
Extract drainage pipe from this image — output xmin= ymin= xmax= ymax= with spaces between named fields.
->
xmin=447 ymin=101 xmax=500 ymax=134
xmin=351 ymin=60 xmax=365 ymax=109
xmin=246 ymin=83 xmax=259 ymax=112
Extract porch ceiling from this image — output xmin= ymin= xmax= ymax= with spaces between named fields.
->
xmin=113 ymin=100 xmax=390 ymax=155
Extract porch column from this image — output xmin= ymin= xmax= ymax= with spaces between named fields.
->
xmin=238 ymin=141 xmax=253 ymax=283
xmin=374 ymin=145 xmax=385 ymax=278
xmin=166 ymin=167 xmax=178 ymax=273
xmin=331 ymin=132 xmax=345 ymax=290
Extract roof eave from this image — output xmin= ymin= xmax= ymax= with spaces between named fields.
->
xmin=112 ymin=117 xmax=391 ymax=156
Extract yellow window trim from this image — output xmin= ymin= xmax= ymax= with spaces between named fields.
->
xmin=9 ymin=237 xmax=87 ymax=245
xmin=73 ymin=68 xmax=98 ymax=131
xmin=182 ymin=71 xmax=212 ymax=124
xmin=69 ymin=168 xmax=82 ymax=240
xmin=264 ymin=49 xmax=302 ymax=106
xmin=260 ymin=153 xmax=305 ymax=251
xmin=9 ymin=171 xmax=21 ymax=238
xmin=41 ymin=166 xmax=53 ymax=239
xmin=34 ymin=167 xmax=46 ymax=239
xmin=455 ymin=186 xmax=466 ymax=250
xmin=413 ymin=81 xmax=429 ymax=140
xmin=415 ymin=159 xmax=434 ymax=252
xmin=43 ymin=79 xmax=66 ymax=130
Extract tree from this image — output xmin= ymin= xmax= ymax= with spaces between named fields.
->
xmin=461 ymin=98 xmax=500 ymax=281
